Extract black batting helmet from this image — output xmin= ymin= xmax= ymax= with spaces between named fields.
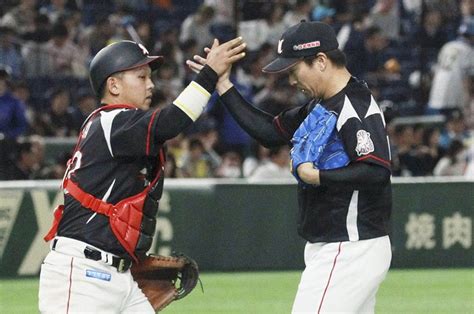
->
xmin=89 ymin=40 xmax=162 ymax=96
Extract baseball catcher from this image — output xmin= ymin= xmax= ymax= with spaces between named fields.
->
xmin=40 ymin=37 xmax=247 ymax=313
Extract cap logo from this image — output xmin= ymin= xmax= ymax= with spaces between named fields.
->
xmin=277 ymin=39 xmax=284 ymax=54
xmin=138 ymin=43 xmax=149 ymax=55
xmin=293 ymin=40 xmax=321 ymax=51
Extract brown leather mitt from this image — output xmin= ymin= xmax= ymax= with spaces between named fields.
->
xmin=131 ymin=253 xmax=199 ymax=311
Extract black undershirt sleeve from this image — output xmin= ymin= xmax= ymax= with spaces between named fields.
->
xmin=319 ymin=162 xmax=390 ymax=190
xmin=219 ymin=87 xmax=287 ymax=148
xmin=154 ymin=65 xmax=218 ymax=143
xmin=154 ymin=105 xmax=192 ymax=143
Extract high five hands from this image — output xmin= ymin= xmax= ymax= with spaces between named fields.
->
xmin=187 ymin=37 xmax=246 ymax=94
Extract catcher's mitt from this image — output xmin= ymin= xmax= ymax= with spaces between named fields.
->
xmin=131 ymin=253 xmax=199 ymax=311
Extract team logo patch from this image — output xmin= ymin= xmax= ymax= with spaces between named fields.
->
xmin=277 ymin=39 xmax=284 ymax=54
xmin=293 ymin=41 xmax=320 ymax=51
xmin=86 ymin=269 xmax=111 ymax=281
xmin=355 ymin=130 xmax=374 ymax=156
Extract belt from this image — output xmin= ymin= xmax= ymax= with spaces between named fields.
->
xmin=51 ymin=237 xmax=132 ymax=273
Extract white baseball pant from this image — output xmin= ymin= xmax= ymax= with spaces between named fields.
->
xmin=292 ymin=235 xmax=391 ymax=314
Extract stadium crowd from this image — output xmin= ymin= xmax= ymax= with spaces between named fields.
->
xmin=0 ymin=0 xmax=473 ymax=180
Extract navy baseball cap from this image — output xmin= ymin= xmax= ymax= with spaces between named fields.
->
xmin=262 ymin=21 xmax=339 ymax=73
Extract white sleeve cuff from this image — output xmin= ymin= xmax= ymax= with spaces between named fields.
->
xmin=173 ymin=81 xmax=211 ymax=121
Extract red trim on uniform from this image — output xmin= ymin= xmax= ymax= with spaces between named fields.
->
xmin=146 ymin=109 xmax=160 ymax=155
xmin=66 ymin=257 xmax=74 ymax=314
xmin=356 ymin=154 xmax=391 ymax=167
xmin=273 ymin=117 xmax=291 ymax=140
xmin=318 ymin=242 xmax=342 ymax=314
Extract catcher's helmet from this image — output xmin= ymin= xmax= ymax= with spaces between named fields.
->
xmin=89 ymin=40 xmax=162 ymax=96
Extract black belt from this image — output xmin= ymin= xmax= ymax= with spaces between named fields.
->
xmin=52 ymin=239 xmax=132 ymax=273
xmin=83 ymin=246 xmax=132 ymax=273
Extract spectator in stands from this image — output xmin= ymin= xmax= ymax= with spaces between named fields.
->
xmin=0 ymin=26 xmax=23 ymax=78
xmin=248 ymin=145 xmax=294 ymax=181
xmin=311 ymin=5 xmax=336 ymax=24
xmin=84 ymin=17 xmax=114 ymax=56
xmin=154 ymin=61 xmax=183 ymax=104
xmin=135 ymin=21 xmax=155 ymax=53
xmin=215 ymin=150 xmax=243 ymax=178
xmin=180 ymin=38 xmax=200 ymax=85
xmin=12 ymin=81 xmax=36 ymax=134
xmin=391 ymin=124 xmax=419 ymax=176
xmin=21 ymin=13 xmax=53 ymax=78
xmin=179 ymin=4 xmax=215 ymax=50
xmin=45 ymin=22 xmax=87 ymax=77
xmin=4 ymin=140 xmax=42 ymax=180
xmin=70 ymin=88 xmax=97 ymax=132
xmin=238 ymin=4 xmax=286 ymax=51
xmin=243 ymin=141 xmax=270 ymax=177
xmin=39 ymin=0 xmax=70 ymax=24
xmin=354 ymin=25 xmax=389 ymax=85
xmin=36 ymin=88 xmax=75 ymax=137
xmin=366 ymin=0 xmax=401 ymax=41
xmin=464 ymin=142 xmax=474 ymax=177
xmin=283 ymin=0 xmax=313 ymax=28
xmin=414 ymin=9 xmax=448 ymax=68
xmin=439 ymin=110 xmax=470 ymax=150
xmin=205 ymin=0 xmax=234 ymax=26
xmin=208 ymin=83 xmax=252 ymax=156
xmin=0 ymin=66 xmax=27 ymax=139
xmin=0 ymin=0 xmax=37 ymax=36
xmin=427 ymin=17 xmax=474 ymax=115
xmin=195 ymin=120 xmax=222 ymax=170
xmin=433 ymin=139 xmax=467 ymax=176
xmin=334 ymin=12 xmax=367 ymax=78
xmin=415 ymin=126 xmax=444 ymax=175
xmin=164 ymin=152 xmax=180 ymax=178
xmin=180 ymin=138 xmax=215 ymax=178
xmin=263 ymin=4 xmax=287 ymax=47
xmin=254 ymin=73 xmax=302 ymax=115
xmin=39 ymin=151 xmax=71 ymax=179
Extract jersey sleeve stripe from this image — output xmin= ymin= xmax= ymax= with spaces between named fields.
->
xmin=356 ymin=154 xmax=391 ymax=167
xmin=146 ymin=109 xmax=160 ymax=156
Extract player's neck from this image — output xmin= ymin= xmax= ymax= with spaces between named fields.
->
xmin=101 ymin=96 xmax=138 ymax=108
xmin=323 ymin=67 xmax=351 ymax=100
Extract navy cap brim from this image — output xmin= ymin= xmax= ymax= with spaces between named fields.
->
xmin=262 ymin=57 xmax=301 ymax=73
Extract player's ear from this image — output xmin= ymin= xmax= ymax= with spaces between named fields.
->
xmin=106 ymin=76 xmax=121 ymax=96
xmin=315 ymin=53 xmax=327 ymax=72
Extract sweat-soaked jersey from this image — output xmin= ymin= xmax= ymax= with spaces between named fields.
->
xmin=57 ymin=106 xmax=162 ymax=258
xmin=274 ymin=77 xmax=392 ymax=243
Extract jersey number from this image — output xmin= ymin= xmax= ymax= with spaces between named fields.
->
xmin=64 ymin=151 xmax=82 ymax=179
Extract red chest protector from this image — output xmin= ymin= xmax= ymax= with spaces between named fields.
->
xmin=44 ymin=104 xmax=165 ymax=262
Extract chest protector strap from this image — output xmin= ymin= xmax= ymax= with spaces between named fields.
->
xmin=44 ymin=104 xmax=164 ymax=262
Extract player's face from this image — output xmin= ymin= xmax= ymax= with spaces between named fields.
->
xmin=118 ymin=65 xmax=154 ymax=110
xmin=288 ymin=58 xmax=325 ymax=99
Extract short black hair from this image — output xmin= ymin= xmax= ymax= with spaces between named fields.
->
xmin=303 ymin=49 xmax=347 ymax=68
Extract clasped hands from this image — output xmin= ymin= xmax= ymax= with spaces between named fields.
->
xmin=186 ymin=37 xmax=246 ymax=95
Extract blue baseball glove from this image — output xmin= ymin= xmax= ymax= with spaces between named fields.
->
xmin=290 ymin=104 xmax=350 ymax=183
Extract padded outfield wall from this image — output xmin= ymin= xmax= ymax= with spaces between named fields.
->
xmin=0 ymin=178 xmax=472 ymax=278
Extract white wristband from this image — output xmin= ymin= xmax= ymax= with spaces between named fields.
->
xmin=173 ymin=81 xmax=211 ymax=121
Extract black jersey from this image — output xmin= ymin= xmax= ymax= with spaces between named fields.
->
xmin=275 ymin=77 xmax=392 ymax=243
xmin=57 ymin=106 xmax=163 ymax=258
